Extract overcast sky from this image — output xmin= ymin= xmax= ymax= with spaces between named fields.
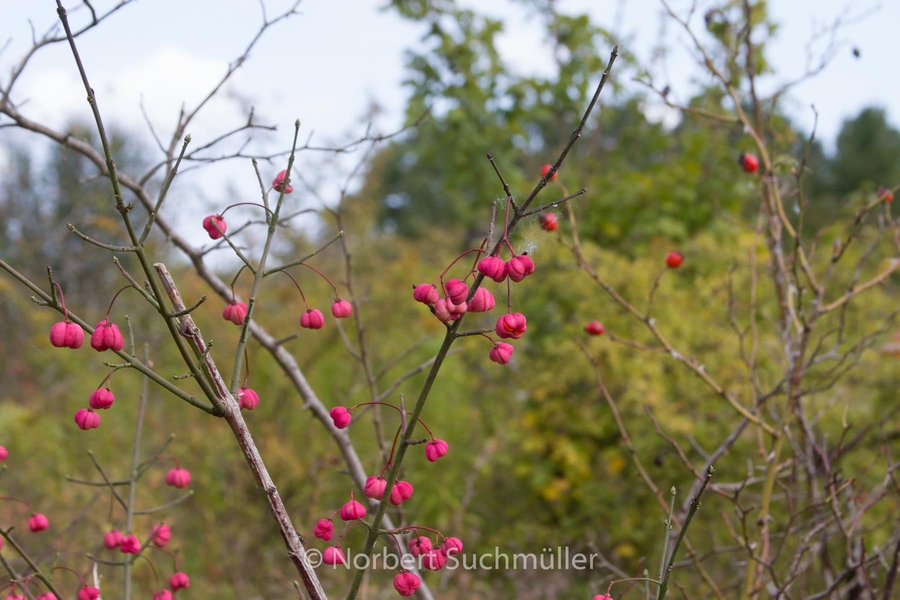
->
xmin=1 ymin=0 xmax=895 ymax=238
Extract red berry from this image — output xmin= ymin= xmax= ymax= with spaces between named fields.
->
xmin=222 ymin=302 xmax=248 ymax=325
xmin=489 ymin=342 xmax=514 ymax=365
xmin=104 ymin=529 xmax=124 ymax=549
xmin=495 ymin=313 xmax=527 ymax=340
xmin=151 ymin=523 xmax=171 ymax=547
xmin=165 ymin=467 xmax=191 ymax=488
xmin=120 ymin=534 xmax=141 ymax=554
xmin=468 ymin=287 xmax=495 ymax=313
xmin=169 ymin=572 xmax=190 ymax=591
xmin=878 ymin=185 xmax=894 ymax=203
xmin=389 ymin=480 xmax=414 ymax=505
xmin=441 ymin=536 xmax=464 ymax=556
xmin=89 ymin=388 xmax=115 ymax=410
xmin=585 ymin=321 xmax=604 ymax=336
xmin=202 ymin=215 xmax=227 ymax=240
xmin=300 ymin=308 xmax=325 ymax=330
xmin=272 ymin=170 xmax=293 ymax=194
xmin=409 ymin=537 xmax=432 ymax=557
xmin=74 ymin=408 xmax=101 ymax=430
xmin=413 ymin=283 xmax=439 ymax=304
xmin=90 ymin=319 xmax=124 ymax=352
xmin=28 ymin=513 xmax=49 ymax=532
xmin=425 ymin=439 xmax=449 ymax=462
xmin=330 ymin=406 xmax=352 ymax=429
xmin=477 ymin=256 xmax=507 ymax=283
xmin=314 ymin=519 xmax=334 ymax=541
xmin=339 ymin=498 xmax=366 ymax=521
xmin=393 ymin=572 xmax=421 ymax=597
xmin=445 ymin=279 xmax=469 ymax=305
xmin=323 ymin=546 xmax=346 ymax=565
xmin=738 ymin=153 xmax=759 ymax=174
xmin=49 ymin=321 xmax=84 ymax=349
xmin=666 ymin=251 xmax=684 ymax=269
xmin=364 ymin=476 xmax=387 ymax=500
xmin=540 ymin=212 xmax=559 ymax=231
xmin=331 ymin=299 xmax=353 ymax=318
xmin=540 ymin=164 xmax=559 ymax=181
xmin=238 ymin=386 xmax=259 ymax=410
xmin=422 ymin=549 xmax=448 ymax=570
xmin=77 ymin=587 xmax=100 ymax=600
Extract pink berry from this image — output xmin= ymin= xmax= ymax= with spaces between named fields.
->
xmin=300 ymin=308 xmax=325 ymax=330
xmin=330 ymin=406 xmax=352 ymax=429
xmin=5 ymin=593 xmax=25 ymax=600
xmin=239 ymin=386 xmax=260 ymax=411
xmin=489 ymin=342 xmax=514 ymax=365
xmin=36 ymin=594 xmax=56 ymax=600
xmin=89 ymin=388 xmax=115 ymax=410
xmin=409 ymin=536 xmax=432 ymax=557
xmin=49 ymin=321 xmax=84 ymax=349
xmin=331 ymin=299 xmax=353 ymax=319
xmin=74 ymin=408 xmax=101 ymax=430
xmin=433 ymin=298 xmax=455 ymax=322
xmin=389 ymin=480 xmax=414 ymax=506
xmin=153 ymin=591 xmax=173 ymax=600
xmin=422 ymin=549 xmax=448 ymax=570
xmin=666 ymin=251 xmax=683 ymax=269
xmin=364 ymin=475 xmax=387 ymax=500
xmin=169 ymin=572 xmax=190 ymax=591
xmin=425 ymin=439 xmax=449 ymax=462
xmin=413 ymin=284 xmax=439 ymax=304
xmin=447 ymin=300 xmax=467 ymax=319
xmin=222 ymin=302 xmax=248 ymax=325
xmin=90 ymin=319 xmax=124 ymax=352
xmin=151 ymin=523 xmax=171 ymax=547
xmin=518 ymin=255 xmax=535 ymax=276
xmin=468 ymin=287 xmax=495 ymax=313
xmin=540 ymin=212 xmax=559 ymax=231
xmin=202 ymin=215 xmax=227 ymax=240
xmin=0 ymin=446 xmax=7 ymax=462
xmin=314 ymin=519 xmax=334 ymax=541
xmin=273 ymin=170 xmax=293 ymax=194
xmin=323 ymin=546 xmax=346 ymax=565
xmin=28 ymin=513 xmax=49 ymax=532
xmin=165 ymin=467 xmax=191 ymax=489
xmin=339 ymin=498 xmax=367 ymax=521
xmin=738 ymin=152 xmax=759 ymax=174
xmin=506 ymin=256 xmax=529 ymax=282
xmin=120 ymin=534 xmax=141 ymax=554
xmin=393 ymin=572 xmax=421 ymax=597
xmin=495 ymin=313 xmax=527 ymax=340
xmin=77 ymin=587 xmax=100 ymax=600
xmin=104 ymin=529 xmax=124 ymax=549
xmin=585 ymin=321 xmax=604 ymax=336
xmin=445 ymin=279 xmax=469 ymax=305
xmin=592 ymin=596 xmax=614 ymax=600
xmin=441 ymin=536 xmax=463 ymax=556
xmin=477 ymin=256 xmax=507 ymax=283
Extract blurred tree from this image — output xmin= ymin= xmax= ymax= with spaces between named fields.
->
xmin=830 ymin=107 xmax=900 ymax=196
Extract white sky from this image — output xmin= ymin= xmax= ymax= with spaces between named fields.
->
xmin=1 ymin=0 xmax=896 ymax=240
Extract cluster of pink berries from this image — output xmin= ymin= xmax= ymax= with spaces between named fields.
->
xmin=46 ymin=284 xmax=132 ymax=431
xmin=412 ymin=251 xmax=534 ymax=365
xmin=314 ymin=403 xmax=456 ymax=595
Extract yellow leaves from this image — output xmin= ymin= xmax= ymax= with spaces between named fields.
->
xmin=539 ymin=477 xmax=571 ymax=502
